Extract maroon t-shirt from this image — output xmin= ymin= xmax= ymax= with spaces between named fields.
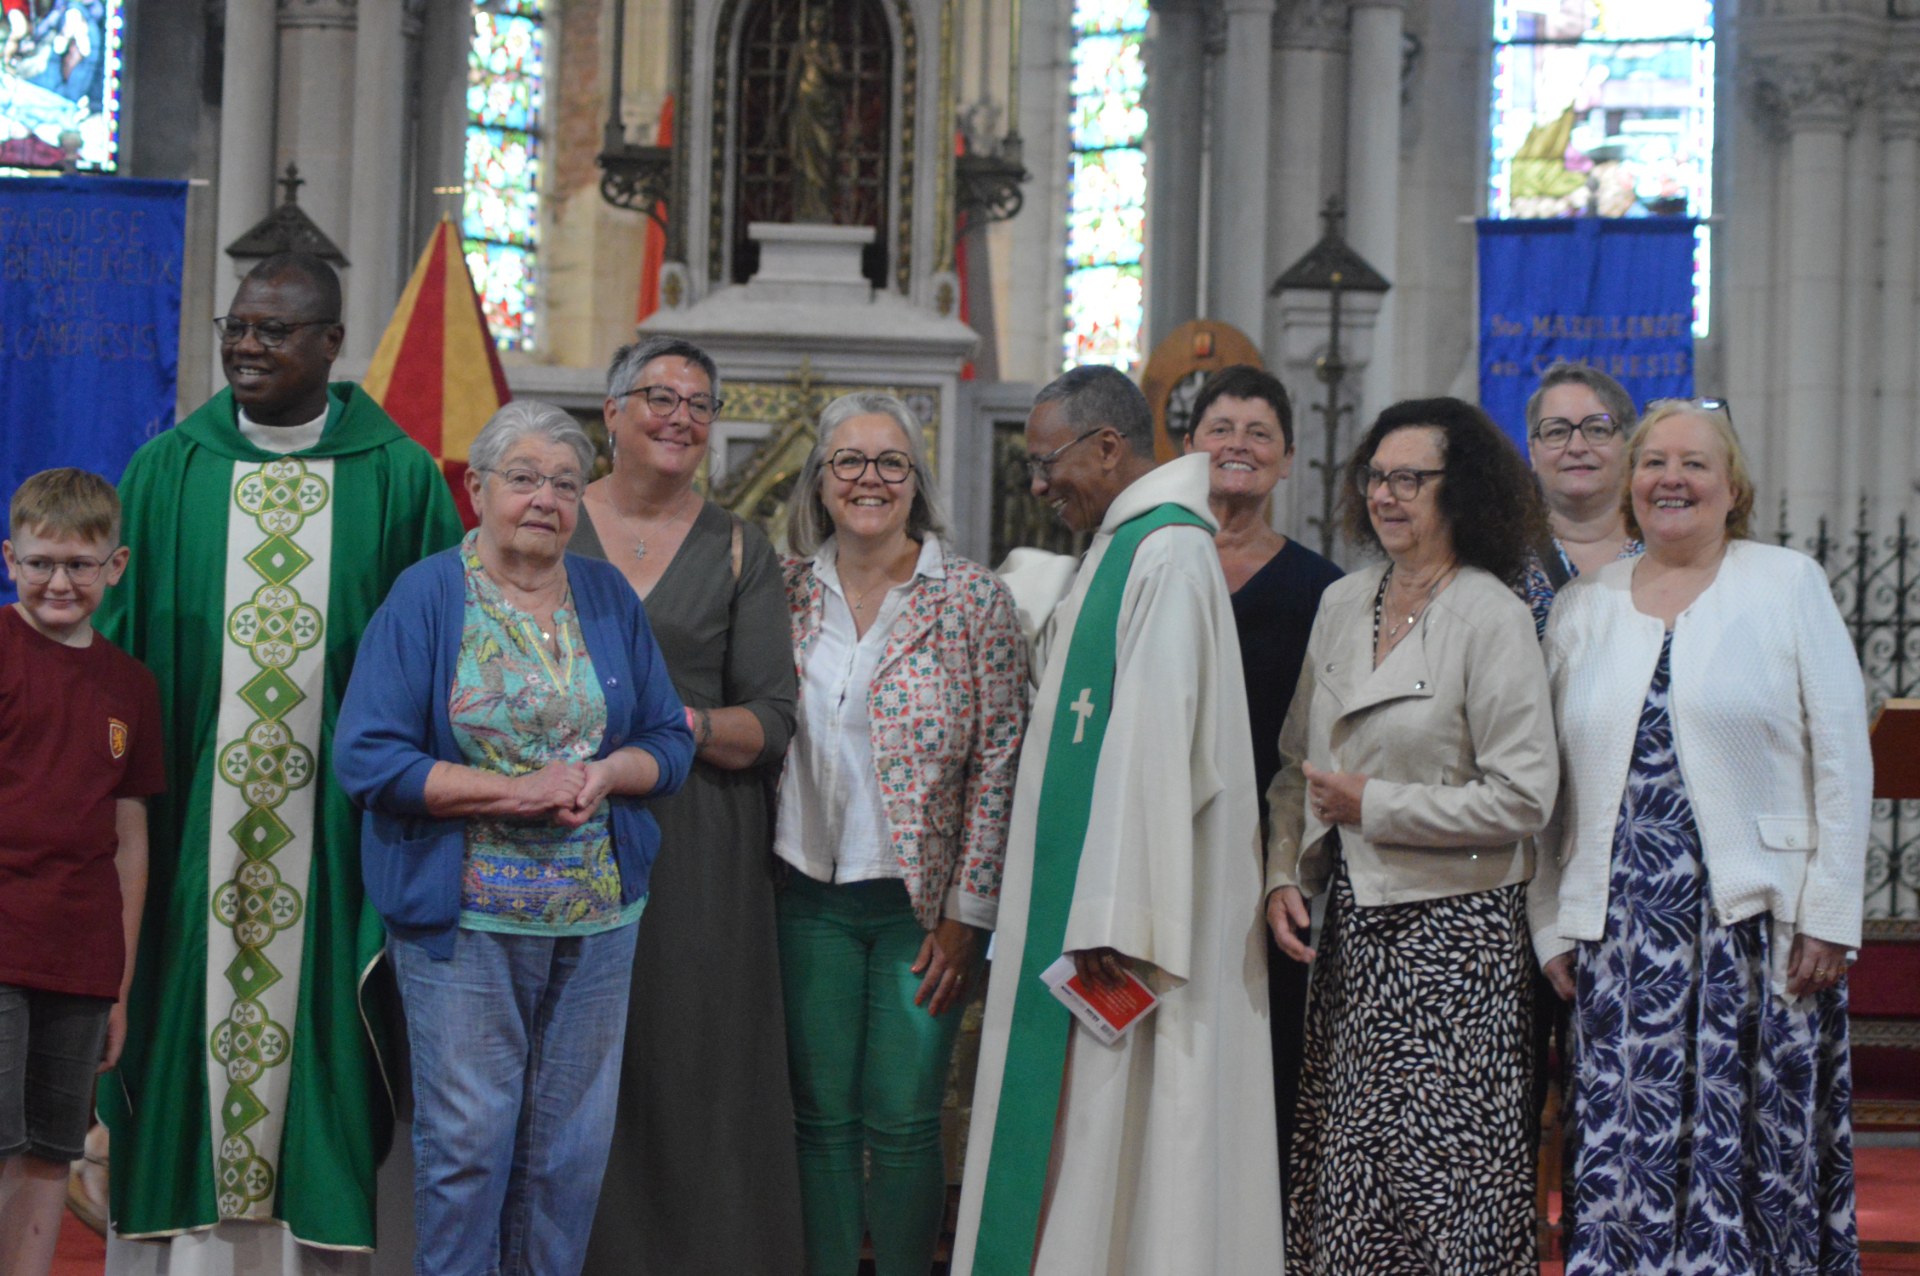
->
xmin=0 ymin=605 xmax=166 ymax=999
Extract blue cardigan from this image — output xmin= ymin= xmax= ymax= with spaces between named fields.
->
xmin=334 ymin=545 xmax=694 ymax=958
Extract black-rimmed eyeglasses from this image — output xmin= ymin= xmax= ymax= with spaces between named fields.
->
xmin=828 ymin=449 xmax=914 ymax=484
xmin=1532 ymin=414 xmax=1622 ymax=449
xmin=213 ymin=317 xmax=338 ymax=348
xmin=615 ymin=384 xmax=724 ymax=424
xmin=1355 ymin=466 xmax=1445 ymax=501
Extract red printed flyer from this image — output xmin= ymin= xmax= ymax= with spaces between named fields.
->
xmin=1039 ymin=954 xmax=1160 ymax=1046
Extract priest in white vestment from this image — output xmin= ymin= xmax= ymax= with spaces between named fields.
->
xmin=953 ymin=366 xmax=1283 ymax=1275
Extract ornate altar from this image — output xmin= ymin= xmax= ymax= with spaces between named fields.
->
xmin=615 ymin=0 xmax=981 ymax=547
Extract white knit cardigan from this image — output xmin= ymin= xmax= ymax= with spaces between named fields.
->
xmin=1529 ymin=540 xmax=1872 ymax=985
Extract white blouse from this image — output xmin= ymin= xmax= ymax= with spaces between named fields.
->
xmin=774 ymin=534 xmax=946 ymax=885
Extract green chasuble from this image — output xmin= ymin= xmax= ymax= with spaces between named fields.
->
xmin=97 ymin=383 xmax=462 ymax=1247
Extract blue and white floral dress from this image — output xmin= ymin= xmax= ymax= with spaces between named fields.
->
xmin=1565 ymin=632 xmax=1859 ymax=1275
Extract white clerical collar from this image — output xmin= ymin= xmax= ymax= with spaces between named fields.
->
xmin=1098 ymin=452 xmax=1216 ymax=534
xmin=238 ymin=404 xmax=328 ymax=454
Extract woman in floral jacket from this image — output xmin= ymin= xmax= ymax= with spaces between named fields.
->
xmin=777 ymin=391 xmax=1028 ymax=1276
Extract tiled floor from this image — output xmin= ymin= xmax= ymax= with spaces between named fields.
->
xmin=54 ymin=1147 xmax=1920 ymax=1274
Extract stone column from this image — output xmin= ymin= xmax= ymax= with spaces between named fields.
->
xmin=276 ymin=0 xmax=358 ymax=266
xmin=213 ymin=0 xmax=279 ymax=395
xmin=1725 ymin=74 xmax=1781 ymax=503
xmin=1878 ymin=62 xmax=1920 ymax=519
xmin=1205 ymin=0 xmax=1275 ymax=345
xmin=1266 ymin=0 xmax=1346 ymax=540
xmin=1840 ymin=108 xmax=1877 ymax=516
xmin=344 ymin=0 xmax=409 ymax=364
xmin=1146 ymin=0 xmax=1207 ymax=351
xmin=1749 ymin=54 xmax=1860 ymax=528
xmin=1346 ymin=0 xmax=1403 ymax=419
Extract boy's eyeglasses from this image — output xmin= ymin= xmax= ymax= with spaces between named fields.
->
xmin=15 ymin=556 xmax=109 ymax=585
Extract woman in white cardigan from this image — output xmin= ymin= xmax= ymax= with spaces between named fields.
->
xmin=1533 ymin=399 xmax=1870 ymax=1275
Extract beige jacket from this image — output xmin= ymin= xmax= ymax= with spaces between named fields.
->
xmin=1265 ymin=562 xmax=1559 ymax=906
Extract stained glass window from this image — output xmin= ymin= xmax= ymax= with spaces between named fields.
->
xmin=465 ymin=1 xmax=546 ymax=351
xmin=0 ymin=0 xmax=127 ymax=174
xmin=1064 ymin=0 xmax=1148 ymax=372
xmin=1489 ymin=0 xmax=1715 ymax=335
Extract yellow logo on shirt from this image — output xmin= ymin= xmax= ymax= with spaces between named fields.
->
xmin=109 ymin=718 xmax=128 ymax=759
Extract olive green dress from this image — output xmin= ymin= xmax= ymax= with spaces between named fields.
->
xmin=576 ymin=500 xmax=804 ymax=1274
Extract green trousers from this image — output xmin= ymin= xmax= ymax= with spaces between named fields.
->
xmin=777 ymin=873 xmax=969 ymax=1276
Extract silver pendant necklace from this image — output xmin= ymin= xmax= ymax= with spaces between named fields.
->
xmin=620 ymin=490 xmax=696 ymax=561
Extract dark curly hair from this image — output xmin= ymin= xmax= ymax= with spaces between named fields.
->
xmin=1338 ymin=397 xmax=1549 ymax=586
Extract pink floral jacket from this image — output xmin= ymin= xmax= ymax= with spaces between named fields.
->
xmin=784 ymin=546 xmax=1029 ymax=930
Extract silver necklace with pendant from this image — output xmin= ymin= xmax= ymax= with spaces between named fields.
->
xmin=622 ymin=490 xmax=696 ymax=561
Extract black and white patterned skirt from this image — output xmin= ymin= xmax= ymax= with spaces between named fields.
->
xmin=1287 ymin=857 xmax=1537 ymax=1275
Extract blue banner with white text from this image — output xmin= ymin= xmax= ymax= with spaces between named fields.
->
xmin=0 ymin=176 xmax=185 ymax=603
xmin=1477 ymin=218 xmax=1696 ymax=449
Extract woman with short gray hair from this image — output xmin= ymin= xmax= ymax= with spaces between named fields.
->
xmin=574 ymin=338 xmax=806 ymax=1275
xmin=335 ymin=399 xmax=694 ymax=1274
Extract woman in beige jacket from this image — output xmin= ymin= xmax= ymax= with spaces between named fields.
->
xmin=1266 ymin=397 xmax=1559 ymax=1275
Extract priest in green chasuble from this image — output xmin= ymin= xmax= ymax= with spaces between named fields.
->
xmin=952 ymin=367 xmax=1284 ymax=1273
xmin=95 ymin=253 xmax=462 ymax=1271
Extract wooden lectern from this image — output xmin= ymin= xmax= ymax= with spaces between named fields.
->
xmin=1858 ymin=698 xmax=1920 ymax=1130
xmin=1871 ymin=698 xmax=1920 ymax=800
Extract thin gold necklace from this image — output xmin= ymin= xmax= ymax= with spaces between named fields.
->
xmin=1373 ymin=562 xmax=1454 ymax=653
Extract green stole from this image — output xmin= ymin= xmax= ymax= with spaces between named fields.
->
xmin=973 ymin=501 xmax=1210 ymax=1273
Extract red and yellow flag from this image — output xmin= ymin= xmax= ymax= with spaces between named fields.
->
xmin=364 ymin=217 xmax=511 ymax=528
xmin=638 ymin=95 xmax=673 ymax=324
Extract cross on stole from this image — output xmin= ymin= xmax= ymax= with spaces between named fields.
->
xmin=1069 ymin=688 xmax=1095 ymax=744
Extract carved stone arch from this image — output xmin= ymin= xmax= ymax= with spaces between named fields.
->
xmin=708 ymin=0 xmax=918 ymax=294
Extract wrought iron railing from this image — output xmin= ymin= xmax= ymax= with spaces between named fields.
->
xmin=1778 ymin=506 xmax=1920 ymax=919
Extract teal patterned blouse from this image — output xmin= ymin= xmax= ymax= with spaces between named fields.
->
xmin=450 ymin=532 xmax=642 ymax=935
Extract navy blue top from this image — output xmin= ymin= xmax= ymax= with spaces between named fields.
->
xmin=334 ymin=546 xmax=694 ymax=958
xmin=1232 ymin=538 xmax=1345 ymax=826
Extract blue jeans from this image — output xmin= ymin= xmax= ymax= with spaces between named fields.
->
xmin=777 ymin=875 xmax=969 ymax=1275
xmin=389 ymin=923 xmax=638 ymax=1276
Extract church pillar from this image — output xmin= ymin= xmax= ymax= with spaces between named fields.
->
xmin=213 ymin=0 xmax=279 ymax=395
xmin=1346 ymin=0 xmax=1403 ymax=420
xmin=1775 ymin=57 xmax=1858 ymax=528
xmin=1266 ymin=0 xmax=1345 ymax=540
xmin=1205 ymin=0 xmax=1274 ymax=345
xmin=275 ymin=0 xmax=358 ymax=266
xmin=1879 ymin=65 xmax=1920 ymax=520
xmin=1725 ymin=72 xmax=1781 ymax=510
xmin=344 ymin=0 xmax=410 ymax=365
xmin=1146 ymin=0 xmax=1207 ymax=351
xmin=1839 ymin=107 xmax=1878 ymax=519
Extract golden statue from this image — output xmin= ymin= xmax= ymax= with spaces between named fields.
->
xmin=784 ymin=7 xmax=845 ymax=223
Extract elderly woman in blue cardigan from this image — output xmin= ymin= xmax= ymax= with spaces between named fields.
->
xmin=335 ymin=400 xmax=692 ymax=1276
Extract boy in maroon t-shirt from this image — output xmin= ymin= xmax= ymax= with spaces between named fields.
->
xmin=0 ymin=468 xmax=163 ymax=1275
